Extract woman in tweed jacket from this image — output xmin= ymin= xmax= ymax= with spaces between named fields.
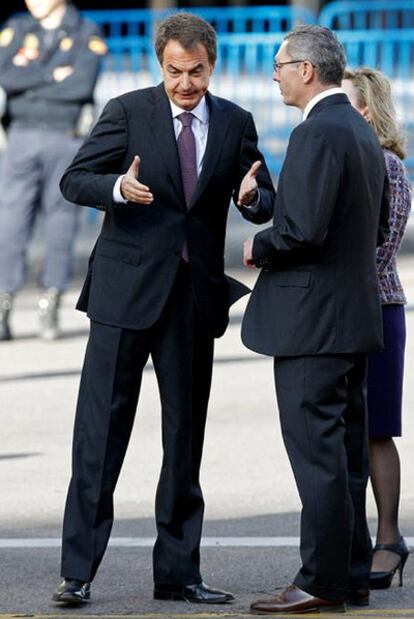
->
xmin=343 ymin=67 xmax=411 ymax=590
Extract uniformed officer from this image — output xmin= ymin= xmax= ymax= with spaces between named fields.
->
xmin=0 ymin=0 xmax=105 ymax=340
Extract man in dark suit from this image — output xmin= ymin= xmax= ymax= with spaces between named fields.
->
xmin=242 ymin=25 xmax=389 ymax=614
xmin=52 ymin=12 xmax=275 ymax=606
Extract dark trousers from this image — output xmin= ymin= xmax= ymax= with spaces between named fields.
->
xmin=0 ymin=126 xmax=80 ymax=293
xmin=274 ymin=354 xmax=371 ymax=601
xmin=61 ymin=263 xmax=214 ymax=584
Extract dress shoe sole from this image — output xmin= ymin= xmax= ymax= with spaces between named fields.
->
xmin=53 ymin=593 xmax=90 ymax=605
xmin=251 ymin=604 xmax=346 ymax=615
xmin=154 ymin=590 xmax=232 ymax=604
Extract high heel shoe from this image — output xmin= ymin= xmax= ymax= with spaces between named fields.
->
xmin=370 ymin=536 xmax=410 ymax=589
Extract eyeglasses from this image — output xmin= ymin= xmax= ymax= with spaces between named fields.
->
xmin=272 ymin=59 xmax=310 ymax=72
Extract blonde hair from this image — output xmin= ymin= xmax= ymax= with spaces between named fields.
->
xmin=344 ymin=67 xmax=406 ymax=159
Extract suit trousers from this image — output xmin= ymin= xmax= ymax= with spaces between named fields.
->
xmin=61 ymin=261 xmax=214 ymax=585
xmin=274 ymin=354 xmax=371 ymax=600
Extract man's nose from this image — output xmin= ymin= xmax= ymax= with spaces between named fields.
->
xmin=180 ymin=74 xmax=191 ymax=90
xmin=272 ymin=72 xmax=280 ymax=83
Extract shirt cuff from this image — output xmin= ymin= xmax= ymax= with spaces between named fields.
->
xmin=113 ymin=175 xmax=128 ymax=204
xmin=243 ymin=189 xmax=261 ymax=211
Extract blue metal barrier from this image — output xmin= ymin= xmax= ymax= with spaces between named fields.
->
xmin=319 ymin=2 xmax=414 ymax=180
xmin=83 ymin=6 xmax=315 ymax=75
xmin=319 ymin=1 xmax=414 ymax=30
xmin=81 ymin=5 xmax=413 ymax=186
xmin=84 ymin=6 xmax=316 ymax=37
xmin=83 ymin=6 xmax=315 ymax=180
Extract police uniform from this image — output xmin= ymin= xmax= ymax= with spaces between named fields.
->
xmin=0 ymin=2 xmax=105 ymax=340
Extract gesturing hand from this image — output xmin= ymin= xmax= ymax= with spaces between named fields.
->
xmin=120 ymin=156 xmax=154 ymax=205
xmin=237 ymin=160 xmax=261 ymax=207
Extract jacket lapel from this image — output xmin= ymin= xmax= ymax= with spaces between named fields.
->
xmin=189 ymin=91 xmax=231 ymax=209
xmin=149 ymin=84 xmax=185 ymax=206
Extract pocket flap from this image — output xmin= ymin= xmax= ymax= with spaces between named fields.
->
xmin=272 ymin=270 xmax=310 ymax=287
xmin=96 ymin=238 xmax=141 ymax=266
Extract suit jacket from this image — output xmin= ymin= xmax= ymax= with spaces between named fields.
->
xmin=60 ymin=83 xmax=275 ymax=337
xmin=242 ymin=94 xmax=389 ymax=356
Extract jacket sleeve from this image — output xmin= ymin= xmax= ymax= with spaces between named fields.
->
xmin=252 ymin=123 xmax=340 ymax=265
xmin=233 ymin=112 xmax=275 ymax=224
xmin=31 ymin=24 xmax=104 ymax=103
xmin=60 ymin=97 xmax=127 ymax=212
xmin=376 ymin=153 xmax=411 ymax=274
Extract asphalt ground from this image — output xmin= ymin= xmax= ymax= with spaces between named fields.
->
xmin=1 ymin=256 xmax=414 ymax=618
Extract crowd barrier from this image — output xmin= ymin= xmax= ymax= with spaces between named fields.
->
xmin=2 ymin=2 xmax=413 ymax=181
xmin=319 ymin=1 xmax=414 ymax=30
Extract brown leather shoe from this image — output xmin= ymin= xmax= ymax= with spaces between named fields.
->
xmin=250 ymin=584 xmax=346 ymax=614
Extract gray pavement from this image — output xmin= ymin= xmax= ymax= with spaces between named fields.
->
xmin=1 ymin=256 xmax=414 ymax=618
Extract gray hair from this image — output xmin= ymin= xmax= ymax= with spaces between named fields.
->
xmin=155 ymin=13 xmax=217 ymax=66
xmin=284 ymin=25 xmax=346 ymax=86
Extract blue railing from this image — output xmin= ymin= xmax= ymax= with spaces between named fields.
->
xmin=5 ymin=3 xmax=412 ymax=180
xmin=79 ymin=4 xmax=414 ymax=182
xmin=83 ymin=7 xmax=317 ymax=178
xmin=84 ymin=6 xmax=315 ymax=75
xmin=319 ymin=1 xmax=414 ymax=30
xmin=84 ymin=6 xmax=316 ymax=37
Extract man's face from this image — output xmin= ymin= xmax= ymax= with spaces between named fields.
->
xmin=161 ymin=40 xmax=214 ymax=111
xmin=272 ymin=40 xmax=305 ymax=108
xmin=25 ymin=0 xmax=66 ymax=21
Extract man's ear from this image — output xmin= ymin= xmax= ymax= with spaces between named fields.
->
xmin=302 ymin=61 xmax=315 ymax=85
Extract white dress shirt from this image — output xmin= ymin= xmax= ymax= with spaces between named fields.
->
xmin=113 ymin=96 xmax=209 ymax=204
xmin=302 ymin=87 xmax=344 ymax=121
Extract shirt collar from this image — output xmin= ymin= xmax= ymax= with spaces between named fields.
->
xmin=302 ymin=87 xmax=344 ymax=121
xmin=169 ymin=96 xmax=209 ymax=124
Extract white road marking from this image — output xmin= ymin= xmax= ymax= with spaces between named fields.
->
xmin=0 ymin=536 xmax=413 ymax=549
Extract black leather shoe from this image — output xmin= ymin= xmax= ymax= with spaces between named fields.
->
xmin=52 ymin=579 xmax=91 ymax=605
xmin=154 ymin=582 xmax=234 ymax=604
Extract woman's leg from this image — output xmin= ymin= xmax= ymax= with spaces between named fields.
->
xmin=369 ymin=437 xmax=402 ymax=572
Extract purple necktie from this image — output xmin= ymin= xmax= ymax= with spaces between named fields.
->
xmin=177 ymin=112 xmax=197 ymax=208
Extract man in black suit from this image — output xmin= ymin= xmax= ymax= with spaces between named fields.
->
xmin=242 ymin=25 xmax=388 ymax=614
xmin=53 ymin=12 xmax=275 ymax=606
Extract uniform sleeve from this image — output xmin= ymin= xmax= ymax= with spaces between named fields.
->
xmin=60 ymin=97 xmax=127 ymax=212
xmin=376 ymin=153 xmax=412 ymax=274
xmin=0 ymin=19 xmax=52 ymax=94
xmin=32 ymin=24 xmax=105 ymax=103
xmin=252 ymin=124 xmax=341 ymax=265
xmin=233 ymin=113 xmax=275 ymax=224
xmin=0 ymin=20 xmax=20 ymax=71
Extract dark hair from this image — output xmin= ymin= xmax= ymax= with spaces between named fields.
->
xmin=284 ymin=25 xmax=346 ymax=86
xmin=155 ymin=12 xmax=217 ymax=66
